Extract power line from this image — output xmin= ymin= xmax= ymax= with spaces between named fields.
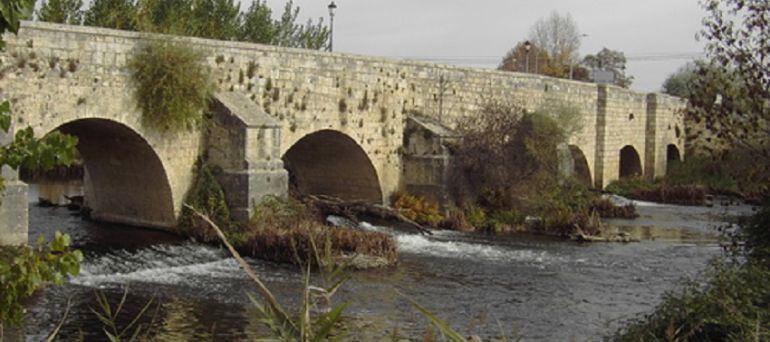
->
xmin=391 ymin=52 xmax=705 ymax=64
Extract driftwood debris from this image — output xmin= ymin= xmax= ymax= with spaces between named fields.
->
xmin=302 ymin=194 xmax=432 ymax=235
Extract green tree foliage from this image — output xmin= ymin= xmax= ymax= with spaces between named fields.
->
xmin=72 ymin=0 xmax=330 ymax=50
xmin=83 ymin=0 xmax=137 ymax=30
xmin=242 ymin=0 xmax=329 ymax=49
xmin=128 ymin=40 xmax=213 ymax=129
xmin=582 ymin=48 xmax=633 ymax=88
xmin=694 ymin=0 xmax=769 ymax=153
xmin=134 ymin=0 xmax=192 ymax=34
xmin=187 ymin=0 xmax=241 ymax=40
xmin=0 ymin=233 xmax=83 ymax=326
xmin=238 ymin=0 xmax=275 ymax=44
xmin=37 ymin=0 xmax=83 ymax=24
xmin=662 ymin=62 xmax=696 ymax=98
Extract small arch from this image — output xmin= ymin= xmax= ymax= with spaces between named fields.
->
xmin=283 ymin=130 xmax=383 ymax=203
xmin=568 ymin=145 xmax=592 ymax=187
xmin=666 ymin=144 xmax=682 ymax=172
xmin=619 ymin=145 xmax=642 ymax=178
xmin=44 ymin=119 xmax=176 ymax=228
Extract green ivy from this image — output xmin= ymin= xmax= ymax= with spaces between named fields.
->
xmin=179 ymin=164 xmax=231 ymax=235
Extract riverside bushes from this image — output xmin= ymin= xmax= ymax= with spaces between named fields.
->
xmin=613 ymin=201 xmax=770 ymax=341
xmin=446 ymin=102 xmax=631 ymax=237
xmin=129 ymin=40 xmax=214 ymax=129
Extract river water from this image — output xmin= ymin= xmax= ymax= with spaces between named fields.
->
xmin=19 ymin=184 xmax=755 ymax=341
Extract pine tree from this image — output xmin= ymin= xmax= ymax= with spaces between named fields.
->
xmin=83 ymin=0 xmax=137 ymax=30
xmin=38 ymin=0 xmax=83 ymax=25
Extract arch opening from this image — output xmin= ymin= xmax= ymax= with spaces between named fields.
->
xmin=666 ymin=144 xmax=682 ymax=172
xmin=283 ymin=130 xmax=383 ymax=203
xmin=568 ymin=145 xmax=592 ymax=187
xmin=25 ymin=119 xmax=176 ymax=228
xmin=619 ymin=145 xmax=643 ymax=179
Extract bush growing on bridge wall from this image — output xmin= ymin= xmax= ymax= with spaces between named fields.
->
xmin=129 ymin=40 xmax=214 ymax=130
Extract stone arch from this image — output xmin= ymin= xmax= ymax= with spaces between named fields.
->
xmin=619 ymin=145 xmax=643 ymax=178
xmin=48 ymin=118 xmax=176 ymax=228
xmin=666 ymin=144 xmax=682 ymax=172
xmin=282 ymin=129 xmax=383 ymax=203
xmin=568 ymin=145 xmax=593 ymax=187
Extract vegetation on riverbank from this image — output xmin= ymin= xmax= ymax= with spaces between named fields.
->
xmin=424 ymin=102 xmax=637 ymax=238
xmin=606 ymin=177 xmax=709 ymax=206
xmin=612 ymin=201 xmax=770 ymax=341
xmin=179 ymin=165 xmax=398 ymax=268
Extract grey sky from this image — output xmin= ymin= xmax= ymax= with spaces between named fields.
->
xmin=257 ymin=0 xmax=706 ymax=92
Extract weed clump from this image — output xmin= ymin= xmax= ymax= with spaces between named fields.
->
xmin=391 ymin=192 xmax=443 ymax=226
xmin=129 ymin=40 xmax=213 ymax=129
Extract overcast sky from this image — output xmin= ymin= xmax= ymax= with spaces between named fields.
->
xmin=256 ymin=0 xmax=707 ymax=92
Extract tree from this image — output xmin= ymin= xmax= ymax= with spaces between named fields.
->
xmin=696 ymin=0 xmax=769 ymax=153
xmin=37 ymin=0 xmax=83 ymax=24
xmin=187 ymin=0 xmax=241 ymax=40
xmin=498 ymin=41 xmax=549 ymax=74
xmin=135 ymin=0 xmax=192 ymax=34
xmin=662 ymin=62 xmax=697 ymax=97
xmin=238 ymin=0 xmax=328 ymax=49
xmin=529 ymin=11 xmax=582 ymax=78
xmin=83 ymin=0 xmax=137 ymax=30
xmin=271 ymin=1 xmax=328 ymax=49
xmin=238 ymin=0 xmax=276 ymax=44
xmin=582 ymin=48 xmax=633 ymax=88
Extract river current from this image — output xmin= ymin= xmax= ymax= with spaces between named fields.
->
xmin=19 ymin=184 xmax=754 ymax=341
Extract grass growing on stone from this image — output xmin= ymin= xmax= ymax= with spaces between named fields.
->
xmin=129 ymin=40 xmax=214 ymax=130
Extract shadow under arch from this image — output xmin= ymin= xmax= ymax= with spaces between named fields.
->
xmin=51 ymin=118 xmax=176 ymax=228
xmin=619 ymin=145 xmax=643 ymax=178
xmin=282 ymin=130 xmax=383 ymax=203
xmin=666 ymin=144 xmax=682 ymax=172
xmin=568 ymin=145 xmax=593 ymax=187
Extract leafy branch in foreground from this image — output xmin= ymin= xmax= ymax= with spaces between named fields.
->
xmin=0 ymin=232 xmax=83 ymax=326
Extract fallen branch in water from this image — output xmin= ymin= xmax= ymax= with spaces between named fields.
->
xmin=302 ymin=194 xmax=433 ymax=235
xmin=183 ymin=204 xmax=297 ymax=333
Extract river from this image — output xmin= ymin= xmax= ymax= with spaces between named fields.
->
xmin=18 ymin=184 xmax=755 ymax=341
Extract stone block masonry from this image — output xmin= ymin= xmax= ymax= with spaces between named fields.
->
xmin=0 ymin=21 xmax=684 ymax=244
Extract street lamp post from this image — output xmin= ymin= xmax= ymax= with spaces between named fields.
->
xmin=524 ymin=40 xmax=531 ymax=73
xmin=328 ymin=2 xmax=337 ymax=52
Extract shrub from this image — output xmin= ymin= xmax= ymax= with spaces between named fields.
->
xmin=605 ymin=176 xmax=656 ymax=198
xmin=178 ymin=164 xmax=231 ymax=239
xmin=391 ymin=192 xmax=443 ymax=226
xmin=613 ymin=261 xmax=770 ymax=341
xmin=590 ymin=197 xmax=638 ymax=219
xmin=242 ymin=197 xmax=397 ymax=267
xmin=129 ymin=40 xmax=214 ymax=129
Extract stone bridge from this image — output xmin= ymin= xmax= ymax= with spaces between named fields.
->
xmin=0 ymin=22 xmax=684 ymax=245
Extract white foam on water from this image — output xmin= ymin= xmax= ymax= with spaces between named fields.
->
xmin=72 ymin=243 xmax=244 ymax=287
xmin=395 ymin=234 xmax=555 ymax=264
